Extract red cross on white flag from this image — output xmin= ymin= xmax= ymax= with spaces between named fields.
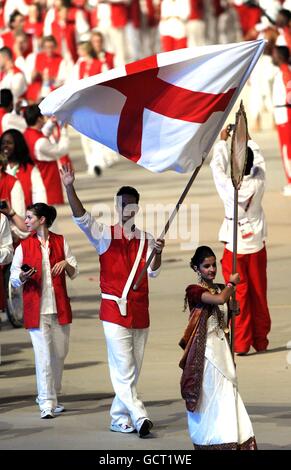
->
xmin=39 ymin=40 xmax=265 ymax=173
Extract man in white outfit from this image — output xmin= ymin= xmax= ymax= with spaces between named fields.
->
xmin=60 ymin=165 xmax=165 ymax=437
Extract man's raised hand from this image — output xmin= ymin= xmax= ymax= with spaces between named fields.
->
xmin=60 ymin=165 xmax=75 ymax=187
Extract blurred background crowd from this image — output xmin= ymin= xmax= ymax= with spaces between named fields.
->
xmin=0 ymin=0 xmax=291 ymax=253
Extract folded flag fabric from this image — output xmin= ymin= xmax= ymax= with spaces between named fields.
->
xmin=39 ymin=40 xmax=265 ymax=173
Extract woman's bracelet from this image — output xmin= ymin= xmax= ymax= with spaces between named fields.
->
xmin=226 ymin=282 xmax=235 ymax=288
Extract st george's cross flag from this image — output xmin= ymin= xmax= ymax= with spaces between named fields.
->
xmin=39 ymin=40 xmax=265 ymax=173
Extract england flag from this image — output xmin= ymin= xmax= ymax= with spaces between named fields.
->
xmin=39 ymin=40 xmax=265 ymax=173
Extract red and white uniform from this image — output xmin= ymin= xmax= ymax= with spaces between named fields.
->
xmin=186 ymin=0 xmax=206 ymax=47
xmin=211 ymin=139 xmax=271 ymax=354
xmin=126 ymin=0 xmax=160 ymax=60
xmin=233 ymin=0 xmax=262 ymax=37
xmin=0 ymin=213 xmax=13 ymax=265
xmin=0 ymin=2 xmax=5 ymax=32
xmin=0 ymin=65 xmax=27 ymax=100
xmin=159 ymin=0 xmax=189 ymax=52
xmin=10 ymin=231 xmax=78 ymax=412
xmin=273 ymin=63 xmax=291 ymax=185
xmin=0 ymin=31 xmax=33 ymax=60
xmin=6 ymin=162 xmax=47 ymax=208
xmin=74 ymin=211 xmax=160 ymax=430
xmin=0 ymin=108 xmax=27 ymax=134
xmin=3 ymin=0 xmax=31 ymax=25
xmin=89 ymin=0 xmax=130 ymax=65
xmin=72 ymin=53 xmax=117 ymax=172
xmin=72 ymin=53 xmax=114 ymax=81
xmin=24 ymin=126 xmax=69 ymax=204
xmin=0 ymin=212 xmax=13 ymax=310
xmin=0 ymin=170 xmax=26 ymax=238
xmin=44 ymin=7 xmax=89 ymax=62
xmin=23 ymin=18 xmax=44 ymax=53
xmin=25 ymin=51 xmax=71 ymax=103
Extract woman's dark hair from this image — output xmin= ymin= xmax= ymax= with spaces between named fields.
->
xmin=116 ymin=186 xmax=140 ymax=204
xmin=183 ymin=246 xmax=216 ymax=311
xmin=0 ymin=129 xmax=33 ymax=168
xmin=27 ymin=203 xmax=57 ymax=228
xmin=190 ymin=246 xmax=216 ymax=271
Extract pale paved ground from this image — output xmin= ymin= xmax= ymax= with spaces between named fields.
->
xmin=1 ymin=103 xmax=291 ymax=450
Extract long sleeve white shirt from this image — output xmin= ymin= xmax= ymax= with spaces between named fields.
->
xmin=10 ymin=235 xmax=78 ymax=314
xmin=34 ymin=130 xmax=69 ymax=162
xmin=74 ymin=211 xmax=161 ymax=278
xmin=0 ymin=213 xmax=13 ymax=264
xmin=210 ymin=139 xmax=267 ymax=254
xmin=0 ymin=69 xmax=27 ymax=101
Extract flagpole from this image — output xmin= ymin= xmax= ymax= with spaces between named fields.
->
xmin=133 ymin=160 xmax=205 ymax=291
xmin=230 ymin=187 xmax=239 ymax=358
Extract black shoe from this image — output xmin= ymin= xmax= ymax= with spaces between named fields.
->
xmin=138 ymin=419 xmax=153 ymax=438
xmin=94 ymin=166 xmax=102 ymax=176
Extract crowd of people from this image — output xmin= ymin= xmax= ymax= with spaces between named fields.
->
xmin=0 ymin=0 xmax=291 ymax=451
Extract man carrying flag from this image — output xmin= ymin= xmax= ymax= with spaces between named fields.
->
xmin=60 ymin=165 xmax=165 ymax=437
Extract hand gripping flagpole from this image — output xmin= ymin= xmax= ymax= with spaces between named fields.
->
xmin=133 ymin=161 xmax=205 ymax=291
xmin=229 ymin=101 xmax=248 ymax=358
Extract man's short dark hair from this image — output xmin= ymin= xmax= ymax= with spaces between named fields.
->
xmin=0 ymin=46 xmax=13 ymax=60
xmin=245 ymin=147 xmax=254 ymax=176
xmin=116 ymin=186 xmax=140 ymax=204
xmin=23 ymin=105 xmax=43 ymax=126
xmin=0 ymin=89 xmax=13 ymax=108
xmin=9 ymin=10 xmax=22 ymax=29
xmin=278 ymin=9 xmax=291 ymax=23
xmin=274 ymin=45 xmax=290 ymax=63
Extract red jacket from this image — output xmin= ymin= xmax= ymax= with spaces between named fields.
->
xmin=0 ymin=171 xmax=17 ymax=204
xmin=24 ymin=127 xmax=64 ymax=205
xmin=21 ymin=231 xmax=72 ymax=329
xmin=99 ymin=225 xmax=150 ymax=328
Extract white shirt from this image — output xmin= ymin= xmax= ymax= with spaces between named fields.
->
xmin=0 ymin=68 xmax=27 ymax=101
xmin=34 ymin=129 xmax=69 ymax=162
xmin=272 ymin=65 xmax=291 ymax=125
xmin=1 ymin=111 xmax=27 ymax=133
xmin=7 ymin=177 xmax=27 ymax=240
xmin=24 ymin=52 xmax=73 ymax=88
xmin=0 ymin=213 xmax=13 ymax=264
xmin=74 ymin=211 xmax=161 ymax=278
xmin=10 ymin=234 xmax=78 ymax=314
xmin=210 ymin=139 xmax=267 ymax=254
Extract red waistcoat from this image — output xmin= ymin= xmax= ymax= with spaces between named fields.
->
xmin=26 ymin=52 xmax=63 ymax=103
xmin=24 ymin=127 xmax=64 ymax=205
xmin=16 ymin=163 xmax=34 ymax=208
xmin=21 ymin=231 xmax=72 ymax=329
xmin=128 ymin=0 xmax=159 ymax=28
xmin=52 ymin=9 xmax=78 ymax=62
xmin=79 ymin=53 xmax=114 ymax=78
xmin=189 ymin=0 xmax=204 ymax=20
xmin=99 ymin=225 xmax=150 ymax=329
xmin=0 ymin=171 xmax=17 ymax=204
xmin=0 ymin=107 xmax=6 ymax=135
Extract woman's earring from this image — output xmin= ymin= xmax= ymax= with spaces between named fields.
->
xmin=197 ymin=271 xmax=202 ymax=283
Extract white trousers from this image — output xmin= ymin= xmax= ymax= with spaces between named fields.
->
xmin=81 ymin=135 xmax=119 ymax=174
xmin=29 ymin=314 xmax=70 ymax=411
xmin=102 ymin=321 xmax=149 ymax=429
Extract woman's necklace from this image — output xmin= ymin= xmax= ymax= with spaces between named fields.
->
xmin=198 ymin=280 xmax=218 ymax=295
